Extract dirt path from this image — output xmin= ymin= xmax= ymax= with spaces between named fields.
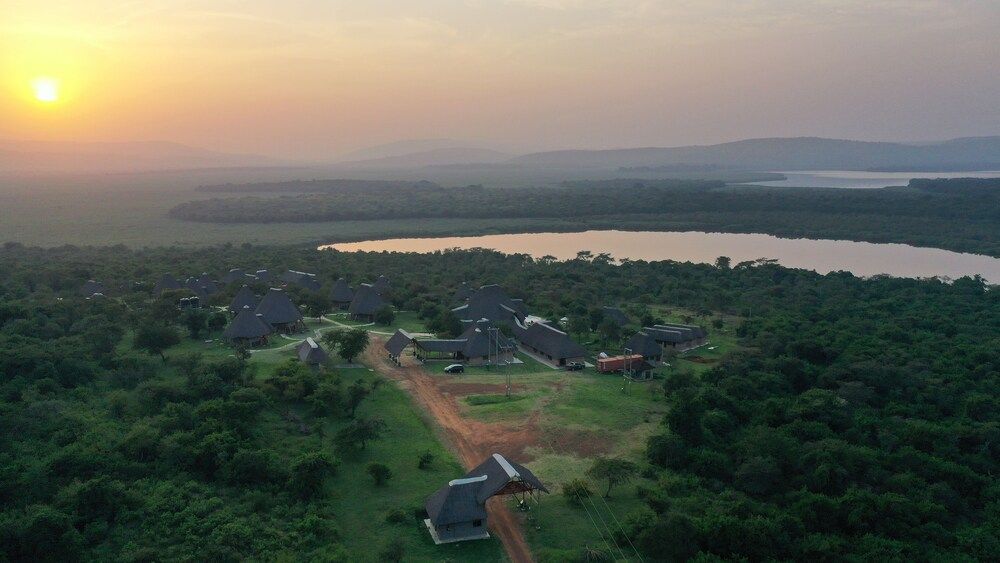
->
xmin=363 ymin=336 xmax=537 ymax=563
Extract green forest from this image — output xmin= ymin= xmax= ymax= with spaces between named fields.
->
xmin=170 ymin=178 xmax=1000 ymax=257
xmin=1 ymin=241 xmax=997 ymax=561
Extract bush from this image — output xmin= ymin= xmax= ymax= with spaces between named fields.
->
xmin=373 ymin=305 xmax=395 ymax=326
xmin=384 ymin=508 xmax=407 ymax=524
xmin=366 ymin=462 xmax=392 ymax=486
xmin=562 ymin=478 xmax=595 ymax=507
xmin=417 ymin=451 xmax=435 ymax=470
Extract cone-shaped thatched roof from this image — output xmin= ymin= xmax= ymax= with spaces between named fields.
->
xmin=228 ymin=285 xmax=259 ymax=315
xmin=255 ymin=288 xmax=303 ymax=326
xmin=154 ymin=274 xmax=182 ymax=294
xmin=329 ymin=278 xmax=354 ymax=303
xmin=223 ymin=306 xmax=273 ymax=341
xmin=349 ymin=284 xmax=384 ymax=316
xmin=372 ymin=275 xmax=390 ymax=295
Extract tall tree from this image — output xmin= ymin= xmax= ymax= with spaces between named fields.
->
xmin=587 ymin=457 xmax=638 ymax=498
xmin=134 ymin=325 xmax=180 ymax=361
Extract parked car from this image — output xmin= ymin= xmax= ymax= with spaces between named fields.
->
xmin=565 ymin=362 xmax=585 ymax=371
xmin=444 ymin=364 xmax=465 ymax=374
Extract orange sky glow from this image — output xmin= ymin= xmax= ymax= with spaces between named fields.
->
xmin=2 ymin=1 xmax=998 ymax=159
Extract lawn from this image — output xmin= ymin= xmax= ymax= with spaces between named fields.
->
xmin=400 ymin=305 xmax=746 ymax=560
xmin=413 ymin=352 xmax=665 ymax=560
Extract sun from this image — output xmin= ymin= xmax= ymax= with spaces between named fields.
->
xmin=31 ymin=77 xmax=60 ymax=103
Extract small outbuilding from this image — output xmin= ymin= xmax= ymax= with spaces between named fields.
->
xmin=384 ymin=329 xmax=414 ymax=364
xmin=424 ymin=453 xmax=548 ymax=544
xmin=297 ymin=337 xmax=329 ymax=365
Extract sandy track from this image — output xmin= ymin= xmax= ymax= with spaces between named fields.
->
xmin=363 ymin=336 xmax=536 ymax=563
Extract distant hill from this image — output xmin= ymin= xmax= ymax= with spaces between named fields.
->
xmin=337 ymin=139 xmax=511 ymax=162
xmin=510 ymin=136 xmax=1000 ymax=171
xmin=0 ymin=140 xmax=296 ymax=175
xmin=340 ymin=147 xmax=513 ymax=168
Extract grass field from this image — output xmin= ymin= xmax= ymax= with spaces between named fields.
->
xmin=402 ymin=307 xmax=744 ymax=559
xmin=416 ymin=351 xmax=665 ymax=559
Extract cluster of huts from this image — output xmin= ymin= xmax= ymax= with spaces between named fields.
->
xmin=385 ymin=284 xmax=589 ymax=369
xmin=385 ymin=282 xmax=708 ymax=373
xmin=145 ymin=269 xmax=392 ymax=351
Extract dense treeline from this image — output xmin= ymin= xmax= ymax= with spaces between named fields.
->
xmin=1 ymin=242 xmax=997 ymax=560
xmin=198 ymin=178 xmax=442 ymax=194
xmin=172 ymin=180 xmax=722 ymax=223
xmin=170 ymin=178 xmax=1000 ymax=257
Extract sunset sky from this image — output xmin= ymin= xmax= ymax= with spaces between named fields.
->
xmin=2 ymin=1 xmax=998 ymax=159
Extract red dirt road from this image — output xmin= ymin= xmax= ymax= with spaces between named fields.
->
xmin=363 ymin=336 xmax=537 ymax=563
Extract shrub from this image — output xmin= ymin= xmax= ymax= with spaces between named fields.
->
xmin=366 ymin=462 xmax=392 ymax=486
xmin=418 ymin=451 xmax=435 ymax=470
xmin=562 ymin=478 xmax=595 ymax=507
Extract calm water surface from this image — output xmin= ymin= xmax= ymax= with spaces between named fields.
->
xmin=322 ymin=230 xmax=1000 ymax=282
xmin=748 ymin=170 xmax=1000 ymax=189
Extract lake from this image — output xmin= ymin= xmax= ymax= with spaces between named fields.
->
xmin=322 ymin=230 xmax=1000 ymax=282
xmin=748 ymin=170 xmax=1000 ymax=189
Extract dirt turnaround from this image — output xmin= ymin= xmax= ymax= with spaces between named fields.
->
xmin=363 ymin=336 xmax=538 ymax=563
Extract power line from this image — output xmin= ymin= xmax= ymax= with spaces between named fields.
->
xmin=583 ymin=492 xmax=628 ymax=561
xmin=574 ymin=491 xmax=615 ymax=559
xmin=591 ymin=490 xmax=644 ymax=562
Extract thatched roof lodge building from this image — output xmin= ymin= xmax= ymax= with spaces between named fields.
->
xmin=625 ymin=331 xmax=664 ymax=362
xmin=512 ymin=320 xmax=587 ymax=368
xmin=154 ymin=274 xmax=183 ymax=295
xmin=280 ymin=270 xmax=321 ymax=292
xmin=348 ymin=284 xmax=385 ymax=322
xmin=371 ymin=274 xmax=391 ymax=296
xmin=641 ymin=324 xmax=707 ymax=351
xmin=228 ymin=285 xmax=259 ymax=316
xmin=329 ymin=278 xmax=354 ymax=310
xmin=254 ymin=288 xmax=304 ymax=333
xmin=223 ymin=306 xmax=272 ymax=347
xmin=424 ymin=453 xmax=547 ymax=544
xmin=451 ymin=284 xmax=526 ymax=325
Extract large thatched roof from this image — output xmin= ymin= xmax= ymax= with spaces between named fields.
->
xmin=255 ymin=288 xmax=303 ymax=325
xmin=512 ymin=320 xmax=586 ymax=360
xmin=452 ymin=284 xmax=526 ymax=323
xmin=329 ymin=278 xmax=354 ymax=303
xmin=426 ymin=453 xmax=547 ymax=527
xmin=223 ymin=306 xmax=273 ymax=341
xmin=348 ymin=284 xmax=384 ymax=316
xmin=228 ymin=285 xmax=259 ymax=315
xmin=154 ymin=274 xmax=182 ymax=295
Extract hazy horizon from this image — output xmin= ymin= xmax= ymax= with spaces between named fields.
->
xmin=3 ymin=1 xmax=999 ymax=160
